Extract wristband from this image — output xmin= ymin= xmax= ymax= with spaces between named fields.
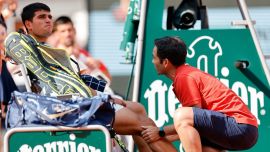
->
xmin=159 ymin=126 xmax=165 ymax=137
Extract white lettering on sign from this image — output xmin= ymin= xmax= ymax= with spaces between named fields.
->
xmin=144 ymin=80 xmax=169 ymax=127
xmin=188 ymin=36 xmax=222 ymax=77
xmin=17 ymin=133 xmax=101 ymax=152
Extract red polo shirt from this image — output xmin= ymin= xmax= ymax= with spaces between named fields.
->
xmin=173 ymin=64 xmax=258 ymax=127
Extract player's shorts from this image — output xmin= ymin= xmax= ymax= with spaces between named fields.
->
xmin=193 ymin=107 xmax=258 ymax=150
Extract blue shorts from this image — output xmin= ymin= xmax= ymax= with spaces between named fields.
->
xmin=193 ymin=107 xmax=258 ymax=150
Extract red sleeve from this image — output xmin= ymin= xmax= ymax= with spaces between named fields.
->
xmin=173 ymin=74 xmax=202 ymax=107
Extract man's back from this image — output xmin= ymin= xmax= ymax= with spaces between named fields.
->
xmin=173 ymin=64 xmax=258 ymax=127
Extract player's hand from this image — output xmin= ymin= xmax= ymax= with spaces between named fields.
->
xmin=141 ymin=126 xmax=160 ymax=143
xmin=111 ymin=97 xmax=127 ymax=107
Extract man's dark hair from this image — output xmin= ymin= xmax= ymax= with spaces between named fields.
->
xmin=154 ymin=36 xmax=187 ymax=66
xmin=53 ymin=16 xmax=73 ymax=32
xmin=54 ymin=16 xmax=73 ymax=26
xmin=21 ymin=2 xmax=50 ymax=26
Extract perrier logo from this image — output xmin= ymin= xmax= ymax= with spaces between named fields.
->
xmin=17 ymin=133 xmax=101 ymax=152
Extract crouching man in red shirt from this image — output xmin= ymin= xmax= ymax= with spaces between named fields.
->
xmin=142 ymin=36 xmax=258 ymax=152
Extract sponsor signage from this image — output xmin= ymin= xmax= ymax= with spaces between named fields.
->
xmin=4 ymin=126 xmax=111 ymax=152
